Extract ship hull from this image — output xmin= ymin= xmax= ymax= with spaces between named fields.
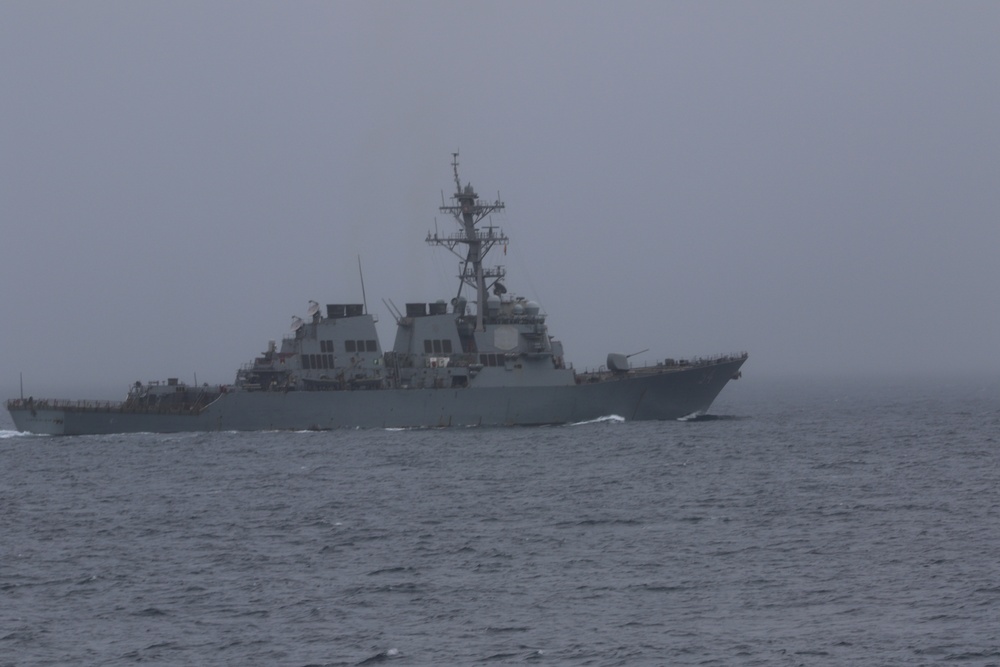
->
xmin=8 ymin=358 xmax=745 ymax=435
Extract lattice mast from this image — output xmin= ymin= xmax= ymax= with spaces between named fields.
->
xmin=427 ymin=153 xmax=507 ymax=331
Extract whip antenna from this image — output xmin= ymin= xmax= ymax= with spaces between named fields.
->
xmin=358 ymin=255 xmax=368 ymax=314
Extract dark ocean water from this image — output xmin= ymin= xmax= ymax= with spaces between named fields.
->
xmin=2 ymin=375 xmax=999 ymax=666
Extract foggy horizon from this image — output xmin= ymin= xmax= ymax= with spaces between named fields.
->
xmin=3 ymin=2 xmax=999 ymax=401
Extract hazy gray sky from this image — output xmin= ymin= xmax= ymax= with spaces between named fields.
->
xmin=2 ymin=2 xmax=998 ymax=399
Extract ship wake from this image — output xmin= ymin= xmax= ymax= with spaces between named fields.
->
xmin=570 ymin=414 xmax=626 ymax=426
xmin=678 ymin=413 xmax=745 ymax=422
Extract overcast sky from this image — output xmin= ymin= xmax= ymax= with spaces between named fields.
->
xmin=2 ymin=2 xmax=998 ymax=399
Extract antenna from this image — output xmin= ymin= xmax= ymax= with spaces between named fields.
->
xmin=358 ymin=255 xmax=368 ymax=314
xmin=20 ymin=372 xmax=24 ymax=400
xmin=382 ymin=298 xmax=402 ymax=324
xmin=385 ymin=298 xmax=404 ymax=321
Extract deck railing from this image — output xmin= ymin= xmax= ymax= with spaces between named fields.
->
xmin=7 ymin=398 xmax=125 ymax=411
xmin=6 ymin=397 xmax=211 ymax=415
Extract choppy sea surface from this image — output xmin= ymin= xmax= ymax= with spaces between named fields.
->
xmin=2 ymin=375 xmax=999 ymax=666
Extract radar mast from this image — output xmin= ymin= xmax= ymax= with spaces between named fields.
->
xmin=427 ymin=153 xmax=507 ymax=331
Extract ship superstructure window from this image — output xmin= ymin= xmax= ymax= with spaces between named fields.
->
xmin=424 ymin=339 xmax=453 ymax=354
xmin=304 ymin=354 xmax=335 ymax=370
xmin=320 ymin=340 xmax=334 ymax=353
xmin=344 ymin=340 xmax=377 ymax=354
xmin=479 ymin=353 xmax=505 ymax=367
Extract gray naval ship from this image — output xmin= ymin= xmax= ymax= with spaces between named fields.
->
xmin=7 ymin=156 xmax=747 ymax=435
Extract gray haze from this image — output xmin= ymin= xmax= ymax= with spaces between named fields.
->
xmin=2 ymin=2 xmax=998 ymax=400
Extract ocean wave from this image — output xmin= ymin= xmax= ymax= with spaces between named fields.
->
xmin=356 ymin=648 xmax=400 ymax=664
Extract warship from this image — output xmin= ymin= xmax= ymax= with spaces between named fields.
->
xmin=7 ymin=156 xmax=747 ymax=435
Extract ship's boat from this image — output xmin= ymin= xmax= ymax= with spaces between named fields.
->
xmin=7 ymin=156 xmax=747 ymax=435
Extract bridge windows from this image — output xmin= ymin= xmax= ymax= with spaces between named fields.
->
xmin=344 ymin=340 xmax=379 ymax=353
xmin=479 ymin=353 xmax=506 ymax=367
xmin=423 ymin=339 xmax=454 ymax=354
